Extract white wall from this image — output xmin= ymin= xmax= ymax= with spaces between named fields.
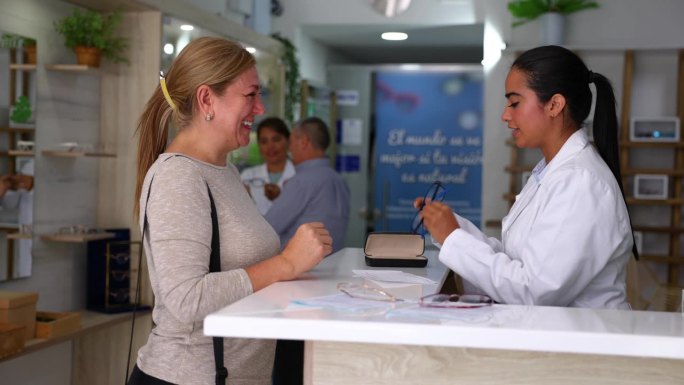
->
xmin=273 ymin=0 xmax=684 ymax=237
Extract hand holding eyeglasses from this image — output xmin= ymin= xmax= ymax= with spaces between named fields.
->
xmin=410 ymin=181 xmax=459 ymax=243
xmin=415 ymin=200 xmax=460 ymax=244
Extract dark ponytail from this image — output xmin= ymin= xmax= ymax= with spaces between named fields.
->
xmin=513 ymin=46 xmax=638 ymax=259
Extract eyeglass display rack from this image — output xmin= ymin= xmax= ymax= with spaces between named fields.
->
xmin=485 ymin=48 xmax=684 ymax=312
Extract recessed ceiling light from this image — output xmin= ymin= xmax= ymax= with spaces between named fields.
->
xmin=245 ymin=47 xmax=256 ymax=54
xmin=381 ymin=32 xmax=408 ymax=41
xmin=180 ymin=24 xmax=194 ymax=31
xmin=163 ymin=43 xmax=174 ymax=55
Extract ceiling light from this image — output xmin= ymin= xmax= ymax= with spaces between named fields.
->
xmin=245 ymin=46 xmax=256 ymax=54
xmin=163 ymin=43 xmax=174 ymax=55
xmin=371 ymin=0 xmax=412 ymax=18
xmin=180 ymin=24 xmax=194 ymax=31
xmin=381 ymin=32 xmax=408 ymax=41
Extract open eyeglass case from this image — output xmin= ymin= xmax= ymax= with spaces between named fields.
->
xmin=364 ymin=232 xmax=427 ymax=268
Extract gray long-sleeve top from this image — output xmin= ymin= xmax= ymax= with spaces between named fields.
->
xmin=137 ymin=154 xmax=280 ymax=385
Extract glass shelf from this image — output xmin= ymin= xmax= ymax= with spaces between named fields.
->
xmin=41 ymin=150 xmax=115 ymax=158
xmin=40 ymin=233 xmax=116 ymax=243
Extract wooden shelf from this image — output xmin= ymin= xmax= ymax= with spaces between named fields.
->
xmin=6 ymin=232 xmax=32 ymax=240
xmin=640 ymin=255 xmax=684 ymax=264
xmin=633 ymin=226 xmax=684 ymax=234
xmin=625 ymin=198 xmax=684 ymax=205
xmin=7 ymin=150 xmax=34 ymax=157
xmin=620 ymin=141 xmax=684 ymax=148
xmin=44 ymin=64 xmax=100 ymax=75
xmin=41 ymin=150 xmax=116 ymax=158
xmin=9 ymin=63 xmax=37 ymax=71
xmin=0 ymin=309 xmax=150 ymax=364
xmin=0 ymin=127 xmax=35 ymax=133
xmin=485 ymin=219 xmax=502 ymax=228
xmin=505 ymin=165 xmax=534 ymax=173
xmin=41 ymin=232 xmax=116 ymax=243
xmin=623 ymin=168 xmax=684 ymax=176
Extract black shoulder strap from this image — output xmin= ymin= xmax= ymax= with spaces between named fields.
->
xmin=207 ymin=184 xmax=228 ymax=385
xmin=137 ymin=175 xmax=227 ymax=385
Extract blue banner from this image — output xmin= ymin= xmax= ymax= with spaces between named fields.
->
xmin=373 ymin=70 xmax=483 ymax=231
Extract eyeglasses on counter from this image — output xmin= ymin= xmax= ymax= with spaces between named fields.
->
xmin=337 ymin=282 xmax=493 ymax=309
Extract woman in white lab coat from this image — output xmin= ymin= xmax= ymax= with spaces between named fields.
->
xmin=240 ymin=117 xmax=295 ymax=215
xmin=419 ymin=46 xmax=636 ymax=309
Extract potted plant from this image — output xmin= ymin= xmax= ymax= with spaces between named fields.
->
xmin=10 ymin=95 xmax=33 ymax=127
xmin=23 ymin=38 xmax=37 ymax=64
xmin=508 ymin=0 xmax=599 ymax=45
xmin=54 ymin=9 xmax=128 ymax=67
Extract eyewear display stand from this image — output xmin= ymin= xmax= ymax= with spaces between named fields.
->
xmin=205 ymin=248 xmax=684 ymax=385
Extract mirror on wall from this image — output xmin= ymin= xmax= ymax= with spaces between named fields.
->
xmin=160 ymin=15 xmax=283 ymax=171
xmin=0 ymin=31 xmax=36 ymax=281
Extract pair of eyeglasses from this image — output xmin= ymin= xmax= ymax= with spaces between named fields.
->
xmin=337 ymin=282 xmax=493 ymax=309
xmin=410 ymin=181 xmax=449 ymax=237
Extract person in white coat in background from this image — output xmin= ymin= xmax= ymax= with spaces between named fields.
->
xmin=240 ymin=117 xmax=295 ymax=215
xmin=416 ymin=45 xmax=636 ymax=309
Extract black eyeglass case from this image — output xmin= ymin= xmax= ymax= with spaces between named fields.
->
xmin=364 ymin=232 xmax=427 ymax=268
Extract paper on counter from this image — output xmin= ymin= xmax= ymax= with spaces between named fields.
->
xmin=291 ymin=293 xmax=396 ymax=312
xmin=352 ymin=270 xmax=437 ymax=285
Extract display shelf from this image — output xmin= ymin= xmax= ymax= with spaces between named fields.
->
xmin=620 ymin=141 xmax=684 ymax=148
xmin=41 ymin=150 xmax=116 ymax=158
xmin=504 ymin=165 xmax=534 ymax=173
xmin=633 ymin=225 xmax=684 ymax=234
xmin=40 ymin=232 xmax=116 ymax=243
xmin=44 ymin=64 xmax=98 ymax=72
xmin=9 ymin=63 xmax=36 ymax=71
xmin=6 ymin=232 xmax=32 ymax=240
xmin=0 ymin=309 xmax=150 ymax=364
xmin=0 ymin=127 xmax=35 ymax=133
xmin=7 ymin=150 xmax=34 ymax=157
xmin=623 ymin=168 xmax=684 ymax=176
xmin=625 ymin=198 xmax=684 ymax=205
xmin=640 ymin=255 xmax=684 ymax=264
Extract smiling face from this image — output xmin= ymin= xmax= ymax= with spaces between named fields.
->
xmin=501 ymin=68 xmax=553 ymax=150
xmin=258 ymin=126 xmax=289 ymax=166
xmin=211 ymin=66 xmax=265 ymax=151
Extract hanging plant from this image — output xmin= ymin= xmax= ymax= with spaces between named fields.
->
xmin=271 ymin=33 xmax=300 ymax=124
xmin=508 ymin=0 xmax=599 ymax=27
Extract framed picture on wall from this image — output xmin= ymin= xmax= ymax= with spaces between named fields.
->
xmin=634 ymin=174 xmax=668 ymax=200
xmin=629 ymin=117 xmax=680 ymax=142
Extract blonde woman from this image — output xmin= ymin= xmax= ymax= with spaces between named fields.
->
xmin=131 ymin=37 xmax=331 ymax=385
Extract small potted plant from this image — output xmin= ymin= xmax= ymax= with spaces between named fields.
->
xmin=54 ymin=9 xmax=128 ymax=67
xmin=10 ymin=95 xmax=33 ymax=128
xmin=508 ymin=0 xmax=599 ymax=45
xmin=23 ymin=38 xmax=37 ymax=64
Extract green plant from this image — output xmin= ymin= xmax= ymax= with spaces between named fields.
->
xmin=508 ymin=0 xmax=599 ymax=27
xmin=10 ymin=96 xmax=32 ymax=123
xmin=54 ymin=9 xmax=128 ymax=63
xmin=0 ymin=33 xmax=27 ymax=49
xmin=22 ymin=37 xmax=36 ymax=48
xmin=271 ymin=33 xmax=300 ymax=124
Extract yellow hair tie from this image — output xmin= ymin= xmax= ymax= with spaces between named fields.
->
xmin=159 ymin=71 xmax=177 ymax=111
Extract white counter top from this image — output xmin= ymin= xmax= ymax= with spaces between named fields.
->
xmin=205 ymin=248 xmax=684 ymax=360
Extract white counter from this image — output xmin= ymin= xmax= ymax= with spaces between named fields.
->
xmin=205 ymin=247 xmax=684 ymax=360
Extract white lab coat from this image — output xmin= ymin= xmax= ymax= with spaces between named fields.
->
xmin=440 ymin=130 xmax=632 ymax=309
xmin=240 ymin=160 xmax=296 ymax=215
